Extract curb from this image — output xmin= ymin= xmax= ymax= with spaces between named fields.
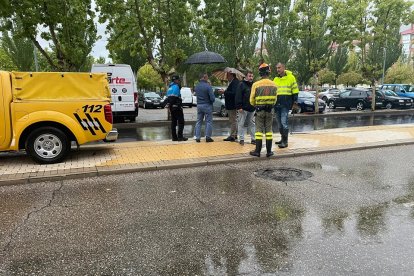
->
xmin=2 ymin=138 xmax=414 ymax=187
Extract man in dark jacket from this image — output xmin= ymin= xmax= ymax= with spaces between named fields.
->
xmin=235 ymin=71 xmax=255 ymax=145
xmin=223 ymin=72 xmax=240 ymax=141
xmin=165 ymin=75 xmax=188 ymax=141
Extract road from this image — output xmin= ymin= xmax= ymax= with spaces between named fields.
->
xmin=1 ymin=145 xmax=414 ymax=275
xmin=116 ymin=111 xmax=414 ymax=142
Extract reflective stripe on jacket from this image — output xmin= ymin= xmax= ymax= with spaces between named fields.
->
xmin=273 ymin=70 xmax=299 ymax=96
xmin=249 ymin=78 xmax=278 ymax=106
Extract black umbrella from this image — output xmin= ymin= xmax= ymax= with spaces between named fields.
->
xmin=184 ymin=51 xmax=226 ymax=65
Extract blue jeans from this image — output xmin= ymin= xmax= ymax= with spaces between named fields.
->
xmin=237 ymin=110 xmax=255 ymax=141
xmin=195 ymin=104 xmax=213 ymax=139
xmin=275 ymin=105 xmax=289 ymax=133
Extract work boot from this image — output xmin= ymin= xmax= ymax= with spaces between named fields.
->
xmin=275 ymin=128 xmax=283 ymax=144
xmin=266 ymin=140 xmax=274 ymax=157
xmin=278 ymin=129 xmax=289 ymax=148
xmin=249 ymin=140 xmax=262 ymax=157
xmin=177 ymin=124 xmax=187 ymax=141
xmin=206 ymin=137 xmax=214 ymax=142
xmin=223 ymin=136 xmax=235 ymax=142
xmin=172 ymin=130 xmax=178 ymax=141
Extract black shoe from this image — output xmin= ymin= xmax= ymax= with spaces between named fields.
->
xmin=223 ymin=136 xmax=235 ymax=141
xmin=239 ymin=140 xmax=244 ymax=145
xmin=250 ymin=150 xmax=260 ymax=157
xmin=251 ymin=140 xmax=256 ymax=145
xmin=172 ymin=137 xmax=178 ymax=141
xmin=196 ymin=139 xmax=201 ymax=143
xmin=275 ymin=139 xmax=282 ymax=145
xmin=266 ymin=140 xmax=274 ymax=157
xmin=206 ymin=137 xmax=214 ymax=142
xmin=249 ymin=140 xmax=262 ymax=157
xmin=266 ymin=151 xmax=274 ymax=157
xmin=178 ymin=137 xmax=188 ymax=141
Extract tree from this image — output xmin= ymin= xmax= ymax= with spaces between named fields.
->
xmin=0 ymin=0 xmax=98 ymax=71
xmin=0 ymin=45 xmax=17 ymax=70
xmin=385 ymin=62 xmax=414 ymax=84
xmin=1 ymin=30 xmax=34 ymax=71
xmin=328 ymin=45 xmax=348 ymax=87
xmin=203 ymin=0 xmax=258 ymax=69
xmin=266 ymin=0 xmax=296 ymax=66
xmin=337 ymin=71 xmax=363 ymax=87
xmin=317 ymin=68 xmax=336 ymax=86
xmin=291 ymin=0 xmax=332 ymax=85
xmin=137 ymin=63 xmax=164 ymax=91
xmin=97 ymin=0 xmax=200 ymax=86
xmin=109 ymin=48 xmax=146 ymax=74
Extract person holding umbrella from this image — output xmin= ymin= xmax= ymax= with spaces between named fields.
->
xmin=165 ymin=75 xmax=188 ymax=141
xmin=223 ymin=72 xmax=240 ymax=141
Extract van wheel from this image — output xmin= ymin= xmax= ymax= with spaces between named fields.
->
xmin=189 ymin=104 xmax=192 ymax=108
xmin=385 ymin=102 xmax=392 ymax=109
xmin=128 ymin=116 xmax=136 ymax=122
xmin=25 ymin=127 xmax=71 ymax=164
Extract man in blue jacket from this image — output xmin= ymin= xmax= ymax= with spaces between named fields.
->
xmin=194 ymin=73 xmax=215 ymax=143
xmin=165 ymin=75 xmax=188 ymax=141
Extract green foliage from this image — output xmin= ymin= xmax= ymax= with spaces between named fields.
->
xmin=137 ymin=63 xmax=164 ymax=91
xmin=97 ymin=0 xmax=200 ymax=86
xmin=1 ymin=0 xmax=98 ymax=71
xmin=328 ymin=45 xmax=348 ymax=84
xmin=109 ymin=48 xmax=146 ymax=74
xmin=203 ymin=0 xmax=258 ymax=69
xmin=317 ymin=69 xmax=336 ymax=85
xmin=290 ymin=0 xmax=332 ymax=84
xmin=1 ymin=30 xmax=34 ymax=71
xmin=385 ymin=62 xmax=414 ymax=84
xmin=337 ymin=71 xmax=363 ymax=87
xmin=0 ymin=45 xmax=17 ymax=70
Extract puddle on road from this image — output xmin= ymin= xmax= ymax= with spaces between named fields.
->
xmin=302 ymin=162 xmax=340 ymax=172
xmin=254 ymin=167 xmax=313 ymax=182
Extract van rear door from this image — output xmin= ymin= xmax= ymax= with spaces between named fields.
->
xmin=91 ymin=64 xmax=135 ymax=114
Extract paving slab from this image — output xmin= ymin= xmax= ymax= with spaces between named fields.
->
xmin=1 ymin=124 xmax=414 ymax=185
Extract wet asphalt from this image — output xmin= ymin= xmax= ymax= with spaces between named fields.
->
xmin=1 ymin=145 xmax=414 ymax=275
xmin=116 ymin=112 xmax=414 ymax=142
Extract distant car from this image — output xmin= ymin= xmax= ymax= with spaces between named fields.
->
xmin=192 ymin=93 xmax=197 ymax=106
xmin=318 ymin=88 xmax=340 ymax=102
xmin=380 ymin=84 xmax=414 ymax=100
xmin=138 ymin=92 xmax=163 ymax=109
xmin=327 ymin=88 xmax=383 ymax=111
xmin=377 ymin=90 xmax=413 ymax=109
xmin=212 ymin=86 xmax=228 ymax=117
xmin=294 ymin=91 xmax=326 ymax=114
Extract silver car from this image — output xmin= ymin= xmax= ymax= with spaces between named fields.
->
xmin=212 ymin=86 xmax=228 ymax=117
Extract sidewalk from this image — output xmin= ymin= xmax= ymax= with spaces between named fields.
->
xmin=1 ymin=124 xmax=414 ymax=186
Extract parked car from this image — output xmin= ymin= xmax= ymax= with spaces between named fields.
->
xmin=377 ymin=89 xmax=413 ymax=109
xmin=327 ymin=88 xmax=383 ymax=111
xmin=318 ymin=88 xmax=340 ymax=102
xmin=192 ymin=93 xmax=197 ymax=106
xmin=380 ymin=84 xmax=414 ymax=100
xmin=138 ymin=92 xmax=163 ymax=109
xmin=212 ymin=86 xmax=228 ymax=117
xmin=294 ymin=91 xmax=326 ymax=114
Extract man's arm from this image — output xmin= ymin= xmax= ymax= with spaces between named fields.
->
xmin=235 ymin=82 xmax=243 ymax=110
xmin=208 ymin=86 xmax=215 ymax=104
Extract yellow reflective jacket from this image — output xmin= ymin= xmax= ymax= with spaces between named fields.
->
xmin=273 ymin=70 xmax=299 ymax=96
xmin=249 ymin=78 xmax=278 ymax=106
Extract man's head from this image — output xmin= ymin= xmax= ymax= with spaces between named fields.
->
xmin=226 ymin=72 xmax=236 ymax=81
xmin=199 ymin=72 xmax=209 ymax=81
xmin=258 ymin=63 xmax=271 ymax=77
xmin=171 ymin=75 xmax=181 ymax=84
xmin=276 ymin=62 xmax=286 ymax=76
xmin=245 ymin=71 xmax=254 ymax=82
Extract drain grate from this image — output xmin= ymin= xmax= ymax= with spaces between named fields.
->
xmin=254 ymin=167 xmax=313 ymax=182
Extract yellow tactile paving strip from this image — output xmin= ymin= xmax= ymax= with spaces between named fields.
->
xmin=1 ymin=124 xmax=414 ymax=184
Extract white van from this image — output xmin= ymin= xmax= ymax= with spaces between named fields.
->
xmin=91 ymin=64 xmax=138 ymax=122
xmin=180 ymin=87 xmax=193 ymax=108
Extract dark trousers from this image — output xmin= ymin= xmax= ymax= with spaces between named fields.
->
xmin=171 ymin=108 xmax=185 ymax=139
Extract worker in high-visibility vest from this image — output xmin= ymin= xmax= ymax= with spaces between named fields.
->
xmin=249 ymin=63 xmax=278 ymax=157
xmin=273 ymin=62 xmax=299 ymax=148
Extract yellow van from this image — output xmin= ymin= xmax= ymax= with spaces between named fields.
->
xmin=0 ymin=71 xmax=118 ymax=164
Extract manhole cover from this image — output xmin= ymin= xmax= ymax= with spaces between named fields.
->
xmin=254 ymin=167 xmax=313 ymax=182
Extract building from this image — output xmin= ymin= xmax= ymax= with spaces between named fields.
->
xmin=401 ymin=25 xmax=414 ymax=62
